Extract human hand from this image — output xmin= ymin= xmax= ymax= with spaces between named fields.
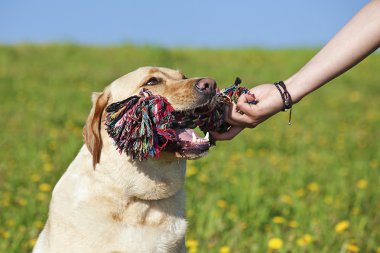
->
xmin=211 ymin=83 xmax=284 ymax=140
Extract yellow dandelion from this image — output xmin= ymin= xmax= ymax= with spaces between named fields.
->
xmin=217 ymin=199 xmax=227 ymax=209
xmin=36 ymin=192 xmax=48 ymax=201
xmin=280 ymin=194 xmax=293 ymax=204
xmin=335 ymin=220 xmax=350 ymax=233
xmin=19 ymin=225 xmax=26 ymax=233
xmin=198 ymin=174 xmax=209 ymax=183
xmin=239 ymin=222 xmax=248 ymax=230
xmin=227 ymin=210 xmax=238 ymax=221
xmin=272 ymin=216 xmax=286 ymax=224
xmin=245 ymin=149 xmax=254 ymax=157
xmin=297 ymin=234 xmax=313 ymax=247
xmin=39 ymin=152 xmax=49 ymax=162
xmin=296 ymin=238 xmax=307 ymax=247
xmin=17 ymin=198 xmax=28 ymax=206
xmin=31 ymin=174 xmax=41 ymax=182
xmin=186 ymin=239 xmax=198 ymax=248
xmin=349 ymin=91 xmax=361 ymax=102
xmin=6 ymin=219 xmax=15 ymax=227
xmin=219 ymin=246 xmax=231 ymax=253
xmin=296 ymin=188 xmax=305 ymax=197
xmin=376 ymin=247 xmax=380 ymax=253
xmin=43 ymin=162 xmax=53 ymax=172
xmin=259 ymin=148 xmax=268 ymax=156
xmin=187 ymin=209 xmax=194 ymax=218
xmin=324 ymin=196 xmax=334 ymax=205
xmin=0 ymin=230 xmax=10 ymax=239
xmin=34 ymin=220 xmax=45 ymax=229
xmin=230 ymin=153 xmax=241 ymax=162
xmin=288 ymin=220 xmax=298 ymax=228
xmin=49 ymin=141 xmax=57 ymax=151
xmin=28 ymin=238 xmax=37 ymax=247
xmin=351 ymin=207 xmax=360 ymax=215
xmin=307 ymin=182 xmax=320 ymax=192
xmin=39 ymin=183 xmax=52 ymax=192
xmin=1 ymin=197 xmax=10 ymax=207
xmin=268 ymin=238 xmax=283 ymax=250
xmin=346 ymin=243 xmax=360 ymax=252
xmin=303 ymin=234 xmax=312 ymax=243
xmin=370 ymin=159 xmax=378 ymax=169
xmin=269 ymin=154 xmax=279 ymax=166
xmin=186 ymin=166 xmax=198 ymax=177
xmin=356 ymin=179 xmax=368 ymax=189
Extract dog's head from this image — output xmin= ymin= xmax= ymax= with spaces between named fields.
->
xmin=83 ymin=66 xmax=217 ymax=167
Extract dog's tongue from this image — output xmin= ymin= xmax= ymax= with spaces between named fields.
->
xmin=175 ymin=128 xmax=198 ymax=142
xmin=175 ymin=128 xmax=209 ymax=145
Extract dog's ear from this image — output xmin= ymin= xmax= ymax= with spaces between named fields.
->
xmin=83 ymin=88 xmax=110 ymax=169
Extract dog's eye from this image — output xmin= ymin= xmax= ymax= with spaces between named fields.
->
xmin=145 ymin=77 xmax=160 ymax=86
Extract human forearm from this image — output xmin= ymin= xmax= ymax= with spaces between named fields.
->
xmin=286 ymin=0 xmax=380 ymax=103
xmin=212 ymin=0 xmax=380 ymax=141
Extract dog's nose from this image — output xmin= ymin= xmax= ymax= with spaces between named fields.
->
xmin=195 ymin=78 xmax=217 ymax=96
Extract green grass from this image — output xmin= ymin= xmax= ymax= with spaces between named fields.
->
xmin=0 ymin=44 xmax=379 ymax=253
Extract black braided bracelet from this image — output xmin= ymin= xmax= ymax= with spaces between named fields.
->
xmin=274 ymin=81 xmax=293 ymax=125
xmin=274 ymin=83 xmax=286 ymax=110
xmin=274 ymin=81 xmax=293 ymax=111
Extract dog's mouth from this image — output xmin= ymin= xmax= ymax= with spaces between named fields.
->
xmin=166 ymin=101 xmax=216 ymax=159
xmin=172 ymin=128 xmax=210 ymax=159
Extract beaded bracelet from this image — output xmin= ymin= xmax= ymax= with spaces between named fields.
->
xmin=274 ymin=81 xmax=293 ymax=125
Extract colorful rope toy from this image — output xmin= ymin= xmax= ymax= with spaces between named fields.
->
xmin=105 ymin=78 xmax=256 ymax=161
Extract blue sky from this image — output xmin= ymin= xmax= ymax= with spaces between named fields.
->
xmin=0 ymin=0 xmax=366 ymax=48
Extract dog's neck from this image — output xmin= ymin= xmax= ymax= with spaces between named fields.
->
xmin=80 ymin=144 xmax=187 ymax=201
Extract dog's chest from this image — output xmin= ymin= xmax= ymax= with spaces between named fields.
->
xmin=49 ymin=189 xmax=187 ymax=252
xmin=112 ymin=198 xmax=172 ymax=227
xmin=114 ymin=217 xmax=187 ymax=252
xmin=103 ymin=196 xmax=187 ymax=252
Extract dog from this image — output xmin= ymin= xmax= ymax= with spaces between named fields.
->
xmin=32 ymin=67 xmax=217 ymax=253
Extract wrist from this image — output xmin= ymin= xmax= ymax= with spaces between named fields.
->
xmin=283 ymin=75 xmax=307 ymax=104
xmin=272 ymin=81 xmax=294 ymax=125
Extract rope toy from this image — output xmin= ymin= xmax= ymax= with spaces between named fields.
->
xmin=105 ymin=78 xmax=256 ymax=161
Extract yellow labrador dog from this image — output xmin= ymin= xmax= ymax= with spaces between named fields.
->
xmin=33 ymin=67 xmax=217 ymax=253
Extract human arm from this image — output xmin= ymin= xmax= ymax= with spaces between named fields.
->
xmin=212 ymin=0 xmax=380 ymax=140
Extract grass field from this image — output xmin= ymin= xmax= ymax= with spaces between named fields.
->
xmin=0 ymin=44 xmax=379 ymax=253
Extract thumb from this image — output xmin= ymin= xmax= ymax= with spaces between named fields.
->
xmin=236 ymin=93 xmax=256 ymax=115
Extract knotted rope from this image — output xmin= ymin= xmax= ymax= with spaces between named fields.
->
xmin=105 ymin=78 xmax=255 ymax=161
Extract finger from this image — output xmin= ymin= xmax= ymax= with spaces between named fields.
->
xmin=224 ymin=103 xmax=254 ymax=126
xmin=227 ymin=102 xmax=258 ymax=127
xmin=236 ymin=94 xmax=257 ymax=116
xmin=210 ymin=126 xmax=244 ymax=141
xmin=223 ymin=104 xmax=242 ymax=126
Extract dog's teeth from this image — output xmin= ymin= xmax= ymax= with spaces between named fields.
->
xmin=192 ymin=133 xmax=197 ymax=142
xmin=204 ymin=132 xmax=209 ymax=141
